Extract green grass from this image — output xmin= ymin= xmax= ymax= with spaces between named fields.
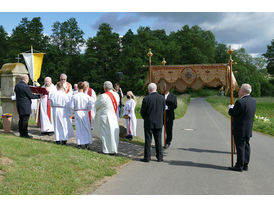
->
xmin=207 ymin=96 xmax=274 ymax=136
xmin=0 ymin=134 xmax=129 ymax=195
xmin=120 ymin=136 xmax=145 ymax=147
xmin=134 ymin=94 xmax=190 ymax=120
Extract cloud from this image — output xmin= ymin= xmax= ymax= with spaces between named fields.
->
xmin=92 ymin=12 xmax=141 ymax=33
xmin=140 ymin=12 xmax=274 ymax=54
xmin=92 ymin=12 xmax=274 ymax=55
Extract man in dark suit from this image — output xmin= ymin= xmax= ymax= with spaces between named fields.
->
xmin=164 ymin=89 xmax=177 ymax=149
xmin=14 ymin=74 xmax=40 ymax=138
xmin=141 ymin=83 xmax=165 ymax=162
xmin=228 ymin=83 xmax=256 ymax=172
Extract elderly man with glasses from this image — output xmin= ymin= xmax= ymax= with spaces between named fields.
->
xmin=59 ymin=73 xmax=73 ymax=95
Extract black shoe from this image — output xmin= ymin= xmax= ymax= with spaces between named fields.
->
xmin=56 ymin=141 xmax=61 ymax=145
xmin=228 ymin=166 xmax=243 ymax=172
xmin=157 ymin=158 xmax=164 ymax=162
xmin=243 ymin=165 xmax=248 ymax=171
xmin=61 ymin=141 xmax=67 ymax=145
xmin=126 ymin=134 xmax=133 ymax=141
xmin=78 ymin=145 xmax=86 ymax=149
xmin=140 ymin=158 xmax=150 ymax=163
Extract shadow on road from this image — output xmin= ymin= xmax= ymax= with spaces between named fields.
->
xmin=167 ymin=160 xmax=229 ymax=171
xmin=179 ymin=147 xmax=231 ymax=154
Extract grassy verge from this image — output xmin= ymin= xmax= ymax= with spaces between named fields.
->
xmin=134 ymin=94 xmax=190 ymax=120
xmin=207 ymin=96 xmax=274 ymax=136
xmin=0 ymin=134 xmax=129 ymax=195
xmin=120 ymin=136 xmax=145 ymax=147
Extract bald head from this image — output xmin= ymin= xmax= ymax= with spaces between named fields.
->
xmin=21 ymin=74 xmax=29 ymax=84
xmin=148 ymin=83 xmax=157 ymax=94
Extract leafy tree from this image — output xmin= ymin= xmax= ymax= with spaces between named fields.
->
xmin=51 ymin=18 xmax=85 ymax=55
xmin=85 ymin=23 xmax=121 ymax=93
xmin=8 ymin=17 xmax=48 ymax=60
xmin=0 ymin=25 xmax=9 ymax=67
xmin=263 ymin=39 xmax=274 ymax=75
xmin=215 ymin=43 xmax=229 ymax=63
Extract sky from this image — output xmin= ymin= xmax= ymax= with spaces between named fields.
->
xmin=1 ymin=1 xmax=274 ymax=57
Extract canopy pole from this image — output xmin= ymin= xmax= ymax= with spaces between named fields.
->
xmin=228 ymin=45 xmax=234 ymax=167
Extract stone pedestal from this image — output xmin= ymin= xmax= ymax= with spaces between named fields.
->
xmin=0 ymin=63 xmax=29 ymax=130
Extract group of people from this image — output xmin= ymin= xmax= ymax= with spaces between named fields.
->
xmin=139 ymin=82 xmax=256 ymax=173
xmin=14 ymin=73 xmax=256 ymax=171
xmin=14 ymin=74 xmax=138 ymax=154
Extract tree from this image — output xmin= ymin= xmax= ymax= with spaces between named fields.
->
xmin=0 ymin=25 xmax=9 ymax=67
xmin=7 ymin=17 xmax=49 ymax=64
xmin=263 ymin=39 xmax=274 ymax=75
xmin=51 ymin=18 xmax=85 ymax=55
xmin=215 ymin=43 xmax=229 ymax=63
xmin=85 ymin=23 xmax=121 ymax=92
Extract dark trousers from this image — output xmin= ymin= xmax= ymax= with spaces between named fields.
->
xmin=234 ymin=136 xmax=250 ymax=168
xmin=19 ymin=114 xmax=30 ymax=136
xmin=165 ymin=119 xmax=174 ymax=145
xmin=144 ymin=128 xmax=163 ymax=160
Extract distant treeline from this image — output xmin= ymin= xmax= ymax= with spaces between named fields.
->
xmin=0 ymin=17 xmax=273 ymax=96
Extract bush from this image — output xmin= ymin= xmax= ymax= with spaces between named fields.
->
xmin=261 ymin=79 xmax=274 ymax=96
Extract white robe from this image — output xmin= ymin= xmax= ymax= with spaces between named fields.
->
xmin=49 ymin=90 xmax=74 ymax=141
xmin=123 ymin=98 xmax=137 ymax=136
xmin=94 ymin=90 xmax=120 ymax=154
xmin=70 ymin=92 xmax=93 ymax=145
xmin=84 ymin=88 xmax=97 ymax=126
xmin=40 ymin=84 xmax=56 ymax=132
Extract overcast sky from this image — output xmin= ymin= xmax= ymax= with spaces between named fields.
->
xmin=1 ymin=1 xmax=274 ymax=57
xmin=91 ymin=12 xmax=274 ymax=56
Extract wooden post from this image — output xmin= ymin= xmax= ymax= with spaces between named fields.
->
xmin=162 ymin=58 xmax=167 ymax=148
xmin=228 ymin=46 xmax=234 ymax=167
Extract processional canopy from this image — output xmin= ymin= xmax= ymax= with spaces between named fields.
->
xmin=146 ymin=64 xmax=238 ymax=94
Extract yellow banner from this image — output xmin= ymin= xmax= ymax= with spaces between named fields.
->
xmin=33 ymin=53 xmax=44 ymax=82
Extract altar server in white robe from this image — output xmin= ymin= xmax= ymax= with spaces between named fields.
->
xmin=83 ymin=81 xmax=96 ymax=127
xmin=49 ymin=82 xmax=74 ymax=145
xmin=40 ymin=77 xmax=56 ymax=135
xmin=70 ymin=82 xmax=94 ymax=148
xmin=123 ymin=91 xmax=137 ymax=139
xmin=94 ymin=81 xmax=120 ymax=154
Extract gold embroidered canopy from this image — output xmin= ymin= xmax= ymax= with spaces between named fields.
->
xmin=146 ymin=64 xmax=238 ymax=94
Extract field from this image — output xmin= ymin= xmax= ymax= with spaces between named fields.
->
xmin=207 ymin=96 xmax=274 ymax=136
xmin=0 ymin=134 xmax=129 ymax=195
xmin=133 ymin=94 xmax=190 ymax=120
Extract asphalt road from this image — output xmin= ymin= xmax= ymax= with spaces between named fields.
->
xmin=93 ymin=98 xmax=274 ymax=195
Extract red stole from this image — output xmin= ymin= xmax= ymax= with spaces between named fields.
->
xmin=105 ymin=91 xmax=118 ymax=115
xmin=87 ymin=88 xmax=92 ymax=124
xmin=65 ymin=82 xmax=71 ymax=94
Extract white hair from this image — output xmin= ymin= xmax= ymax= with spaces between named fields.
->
xmin=44 ymin=76 xmax=52 ymax=82
xmin=241 ymin=83 xmax=252 ymax=94
xmin=84 ymin=81 xmax=89 ymax=87
xmin=60 ymin=73 xmax=67 ymax=79
xmin=104 ymin=81 xmax=113 ymax=91
xmin=148 ymin=83 xmax=157 ymax=92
